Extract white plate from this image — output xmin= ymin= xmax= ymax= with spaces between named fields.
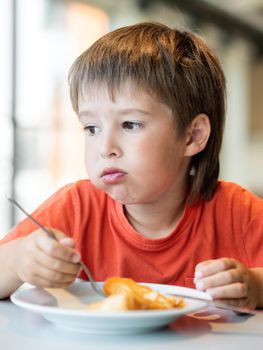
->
xmin=11 ymin=281 xmax=210 ymax=335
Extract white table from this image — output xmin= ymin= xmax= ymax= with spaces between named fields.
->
xmin=1 ymin=299 xmax=263 ymax=350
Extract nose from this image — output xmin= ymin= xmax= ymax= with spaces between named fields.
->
xmin=100 ymin=130 xmax=122 ymax=159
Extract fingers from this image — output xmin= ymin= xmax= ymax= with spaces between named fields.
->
xmin=17 ymin=229 xmax=82 ymax=288
xmin=35 ymin=248 xmax=81 ymax=275
xmin=195 ymin=258 xmax=238 ymax=278
xmin=194 ymin=258 xmax=242 ymax=295
xmin=33 ymin=263 xmax=78 ymax=286
xmin=194 ymin=258 xmax=253 ymax=302
xmin=195 ymin=268 xmax=243 ymax=291
xmin=21 ymin=256 xmax=81 ymax=288
xmin=22 ymin=271 xmax=77 ymax=289
xmin=51 ymin=228 xmax=77 ymax=249
xmin=59 ymin=237 xmax=76 ymax=249
xmin=205 ymin=282 xmax=247 ymax=299
xmin=36 ymin=235 xmax=81 ymax=264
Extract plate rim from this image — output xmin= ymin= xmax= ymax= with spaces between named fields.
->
xmin=11 ymin=281 xmax=209 ymax=318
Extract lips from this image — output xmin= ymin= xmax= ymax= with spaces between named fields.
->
xmin=100 ymin=167 xmax=127 ymax=184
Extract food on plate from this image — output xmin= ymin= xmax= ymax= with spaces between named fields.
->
xmin=85 ymin=277 xmax=185 ymax=312
xmin=85 ymin=293 xmax=135 ymax=312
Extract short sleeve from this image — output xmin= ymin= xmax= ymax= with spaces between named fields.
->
xmin=0 ymin=184 xmax=78 ymax=245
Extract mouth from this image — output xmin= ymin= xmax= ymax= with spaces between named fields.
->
xmin=100 ymin=167 xmax=127 ymax=184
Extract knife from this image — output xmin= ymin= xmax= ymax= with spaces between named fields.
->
xmin=167 ymin=293 xmax=263 ymax=315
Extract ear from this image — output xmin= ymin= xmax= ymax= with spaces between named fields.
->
xmin=184 ymin=114 xmax=211 ymax=156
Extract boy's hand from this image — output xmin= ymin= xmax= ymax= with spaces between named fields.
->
xmin=11 ymin=228 xmax=81 ymax=288
xmin=194 ymin=258 xmax=261 ymax=309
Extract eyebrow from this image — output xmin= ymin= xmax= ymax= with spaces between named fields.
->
xmin=118 ymin=108 xmax=151 ymax=116
xmin=79 ymin=108 xmax=151 ymax=118
xmin=79 ymin=111 xmax=94 ymax=118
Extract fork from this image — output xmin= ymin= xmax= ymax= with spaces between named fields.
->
xmin=7 ymin=197 xmax=105 ymax=297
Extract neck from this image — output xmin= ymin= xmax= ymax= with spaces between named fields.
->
xmin=124 ymin=186 xmax=188 ymax=239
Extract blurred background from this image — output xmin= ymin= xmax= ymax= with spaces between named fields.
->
xmin=0 ymin=0 xmax=263 ymax=237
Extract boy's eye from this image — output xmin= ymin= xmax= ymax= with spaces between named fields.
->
xmin=84 ymin=125 xmax=100 ymax=135
xmin=122 ymin=121 xmax=143 ymax=131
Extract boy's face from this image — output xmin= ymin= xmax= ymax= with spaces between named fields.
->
xmin=78 ymin=81 xmax=190 ymax=205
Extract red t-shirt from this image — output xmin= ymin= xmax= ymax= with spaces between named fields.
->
xmin=1 ymin=180 xmax=263 ymax=288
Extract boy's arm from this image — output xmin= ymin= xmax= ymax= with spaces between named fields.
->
xmin=0 ymin=238 xmax=24 ymax=298
xmin=194 ymin=258 xmax=263 ymax=309
xmin=0 ymin=230 xmax=81 ymax=299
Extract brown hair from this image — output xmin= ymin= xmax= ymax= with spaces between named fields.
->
xmin=68 ymin=22 xmax=226 ymax=203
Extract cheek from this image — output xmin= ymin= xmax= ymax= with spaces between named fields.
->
xmin=132 ymin=144 xmax=171 ymax=174
xmin=84 ymin=144 xmax=97 ymax=173
xmin=139 ymin=136 xmax=175 ymax=161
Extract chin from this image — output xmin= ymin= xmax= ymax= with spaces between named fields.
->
xmin=91 ymin=178 xmax=139 ymax=204
xmin=108 ymin=193 xmax=132 ymax=204
xmin=107 ymin=189 xmax=138 ymax=205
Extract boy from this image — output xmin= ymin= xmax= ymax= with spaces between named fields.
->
xmin=0 ymin=22 xmax=262 ymax=310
